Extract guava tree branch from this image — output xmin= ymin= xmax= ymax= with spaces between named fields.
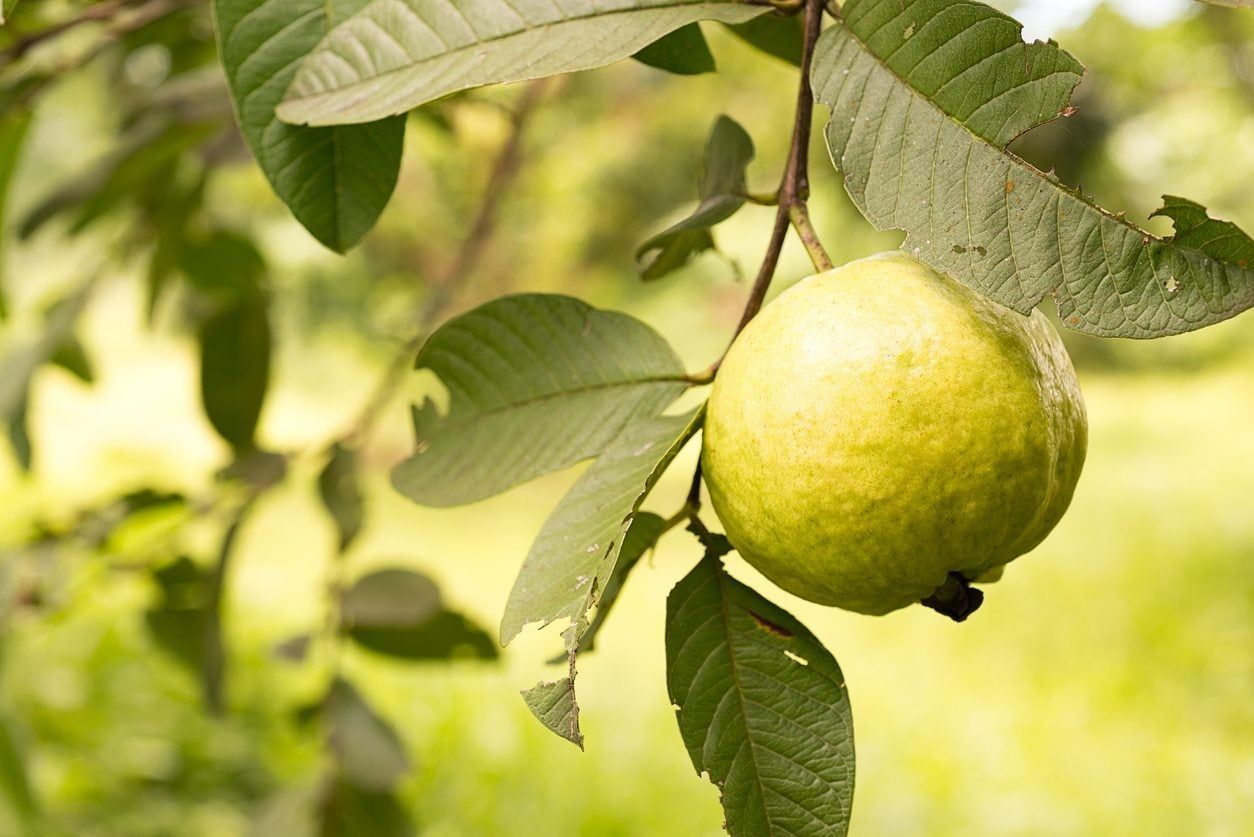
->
xmin=731 ymin=0 xmax=830 ymax=338
xmin=673 ymin=0 xmax=829 ymax=527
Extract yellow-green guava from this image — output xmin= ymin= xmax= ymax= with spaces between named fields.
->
xmin=702 ymin=252 xmax=1087 ymax=618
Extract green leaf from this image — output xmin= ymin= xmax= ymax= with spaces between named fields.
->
xmin=276 ymin=0 xmax=770 ymax=126
xmin=391 ymin=294 xmax=690 ymax=507
xmin=724 ymin=13 xmax=804 ymax=66
xmin=49 ymin=336 xmax=93 ymax=384
xmin=547 ymin=511 xmax=666 ymax=663
xmin=319 ymin=779 xmax=414 ymax=837
xmin=0 ymin=283 xmax=92 ymax=469
xmin=145 ymin=556 xmax=211 ymax=671
xmin=813 ymin=0 xmax=1254 ymax=338
xmin=634 ymin=23 xmax=716 ymax=75
xmin=324 ymin=679 xmax=411 ymax=792
xmin=183 ymin=228 xmax=273 ymax=458
xmin=319 ymin=443 xmax=365 ymax=552
xmin=0 ymin=111 xmax=30 ymax=320
xmin=341 ymin=568 xmax=497 ymax=661
xmin=0 ymin=0 xmax=18 ymax=26
xmin=521 ymin=670 xmax=583 ymax=750
xmin=638 ymin=115 xmax=755 ymax=280
xmin=507 ymin=409 xmax=701 ymax=746
xmin=501 ymin=407 xmax=702 ymax=647
xmin=0 ymin=713 xmax=36 ymax=826
xmin=213 ymin=0 xmax=405 ymax=252
xmin=667 ymin=552 xmax=856 ymax=836
xmin=18 ymin=121 xmax=213 ymax=241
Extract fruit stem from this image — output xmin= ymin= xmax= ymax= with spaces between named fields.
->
xmin=921 ymin=572 xmax=985 ymax=622
xmin=788 ymin=202 xmax=834 ymax=272
xmin=727 ymin=0 xmax=827 ymax=342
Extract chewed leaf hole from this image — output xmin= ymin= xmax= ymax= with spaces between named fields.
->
xmin=783 ymin=650 xmax=809 ymax=666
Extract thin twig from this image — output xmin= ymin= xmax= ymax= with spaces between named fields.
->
xmin=675 ymin=0 xmax=829 ymax=516
xmin=727 ymin=0 xmax=826 ymax=342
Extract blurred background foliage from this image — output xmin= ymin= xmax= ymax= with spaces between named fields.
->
xmin=0 ymin=0 xmax=1251 ymax=834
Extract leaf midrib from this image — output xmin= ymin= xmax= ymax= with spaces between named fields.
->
xmin=282 ymin=1 xmax=747 ymax=108
xmin=716 ymin=567 xmax=778 ymax=835
xmin=427 ymin=373 xmax=692 ymax=430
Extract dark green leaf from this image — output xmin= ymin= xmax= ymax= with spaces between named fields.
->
xmin=638 ymin=115 xmax=755 ymax=280
xmin=277 ymin=1 xmax=771 ymax=126
xmin=198 ymin=287 xmax=271 ymax=453
xmin=145 ymin=556 xmax=211 ymax=671
xmin=319 ymin=443 xmax=365 ymax=553
xmin=391 ymin=294 xmax=690 ymax=507
xmin=341 ymin=568 xmax=496 ymax=661
xmin=814 ymin=0 xmax=1254 ymax=337
xmin=725 ymin=13 xmax=804 ymax=65
xmin=213 ymin=0 xmax=405 ymax=251
xmin=667 ymin=553 xmax=856 ymax=836
xmin=341 ymin=568 xmax=442 ymax=628
xmin=49 ymin=336 xmax=93 ymax=383
xmin=0 ymin=111 xmax=31 ymax=320
xmin=324 ymin=679 xmax=410 ymax=792
xmin=634 ymin=23 xmax=716 ymax=75
xmin=319 ymin=779 xmax=414 ymax=837
xmin=350 ymin=611 xmax=497 ymax=661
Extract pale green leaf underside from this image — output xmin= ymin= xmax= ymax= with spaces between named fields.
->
xmin=391 ymin=294 xmax=689 ymax=508
xmin=501 ymin=406 xmax=702 ymax=646
xmin=667 ymin=556 xmax=855 ymax=836
xmin=815 ymin=0 xmax=1254 ymax=337
xmin=214 ymin=0 xmax=404 ymax=252
xmin=277 ymin=0 xmax=769 ymax=126
xmin=521 ymin=676 xmax=583 ymax=749
xmin=638 ymin=114 xmax=755 ymax=278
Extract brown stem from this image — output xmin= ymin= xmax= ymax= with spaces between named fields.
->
xmin=727 ymin=0 xmax=826 ymax=343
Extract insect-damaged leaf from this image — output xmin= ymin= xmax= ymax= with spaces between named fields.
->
xmin=813 ymin=0 xmax=1254 ymax=337
xmin=667 ymin=553 xmax=855 ymax=836
xmin=391 ymin=294 xmax=690 ymax=507
xmin=505 ymin=409 xmax=701 ymax=747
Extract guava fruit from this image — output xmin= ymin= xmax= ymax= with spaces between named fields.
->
xmin=702 ymin=252 xmax=1087 ymax=619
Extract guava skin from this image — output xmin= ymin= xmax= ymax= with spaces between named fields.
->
xmin=702 ymin=251 xmax=1087 ymax=616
